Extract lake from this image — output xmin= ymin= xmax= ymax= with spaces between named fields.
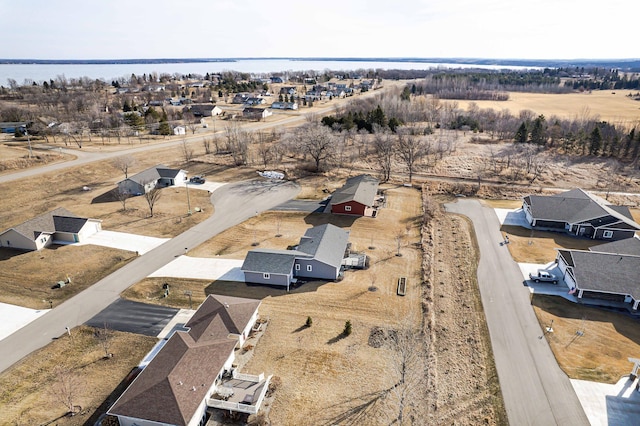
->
xmin=0 ymin=58 xmax=539 ymax=85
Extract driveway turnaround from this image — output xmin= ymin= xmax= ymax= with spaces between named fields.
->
xmin=0 ymin=179 xmax=300 ymax=373
xmin=85 ymin=299 xmax=179 ymax=336
xmin=77 ymin=230 xmax=169 ymax=254
xmin=446 ymin=199 xmax=589 ymax=426
xmin=149 ymin=256 xmax=244 ymax=281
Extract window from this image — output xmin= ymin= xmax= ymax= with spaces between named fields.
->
xmin=263 ymin=273 xmax=270 ymax=280
xmin=344 ymin=205 xmax=352 ymax=212
xmin=306 ymin=265 xmax=313 ymax=272
xmin=295 ymin=264 xmax=300 ymax=271
xmin=603 ymin=230 xmax=613 ymax=239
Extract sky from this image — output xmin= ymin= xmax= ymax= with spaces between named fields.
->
xmin=1 ymin=0 xmax=638 ymax=60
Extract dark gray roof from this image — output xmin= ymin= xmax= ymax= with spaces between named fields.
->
xmin=123 ymin=164 xmax=182 ymax=185
xmin=524 ymin=188 xmax=640 ymax=230
xmin=7 ymin=207 xmax=86 ymax=240
xmin=241 ymin=249 xmax=300 ymax=274
xmin=590 ymin=236 xmax=640 ymax=256
xmin=108 ymin=295 xmax=259 ymax=426
xmin=564 ymin=250 xmax=640 ymax=300
xmin=297 ymin=224 xmax=349 ymax=269
xmin=330 ymin=174 xmax=379 ymax=207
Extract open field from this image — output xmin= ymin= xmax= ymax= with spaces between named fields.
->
xmin=453 ymin=89 xmax=640 ymax=123
xmin=532 ymin=294 xmax=640 ymax=383
xmin=0 ymin=326 xmax=157 ymax=426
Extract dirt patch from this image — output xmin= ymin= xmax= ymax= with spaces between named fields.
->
xmin=0 ymin=325 xmax=156 ymax=426
xmin=532 ymin=294 xmax=640 ymax=383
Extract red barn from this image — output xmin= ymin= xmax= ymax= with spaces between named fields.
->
xmin=330 ymin=174 xmax=380 ymax=217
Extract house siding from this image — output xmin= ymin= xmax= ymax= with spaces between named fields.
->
xmin=243 ymin=271 xmax=291 ymax=286
xmin=593 ymin=228 xmax=635 ymax=241
xmin=0 ymin=229 xmax=39 ymax=251
xmin=294 ymin=259 xmax=338 ymax=281
xmin=331 ymin=201 xmax=366 ymax=216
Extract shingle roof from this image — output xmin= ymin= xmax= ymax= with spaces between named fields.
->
xmin=563 ymin=250 xmax=640 ymax=299
xmin=330 ymin=174 xmax=379 ymax=207
xmin=524 ymin=188 xmax=640 ymax=230
xmin=590 ymin=236 xmax=640 ymax=256
xmin=241 ymin=249 xmax=301 ymax=275
xmin=123 ymin=164 xmax=182 ymax=185
xmin=297 ymin=224 xmax=349 ymax=269
xmin=108 ymin=295 xmax=260 ymax=426
xmin=9 ymin=207 xmax=84 ymax=240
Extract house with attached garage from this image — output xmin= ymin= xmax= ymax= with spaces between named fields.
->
xmin=241 ymin=223 xmax=352 ymax=291
xmin=330 ymin=174 xmax=381 ymax=217
xmin=555 ymin=236 xmax=640 ymax=313
xmin=0 ymin=207 xmax=101 ymax=251
xmin=242 ymin=107 xmax=272 ymax=121
xmin=522 ymin=188 xmax=640 ymax=241
xmin=117 ymin=164 xmax=187 ymax=195
xmin=107 ymin=294 xmax=271 ymax=426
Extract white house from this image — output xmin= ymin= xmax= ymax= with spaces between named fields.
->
xmin=0 ymin=207 xmax=102 ymax=251
xmin=173 ymin=126 xmax=186 ymax=135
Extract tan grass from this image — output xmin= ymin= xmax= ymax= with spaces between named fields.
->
xmin=532 ymin=294 xmax=640 ymax=383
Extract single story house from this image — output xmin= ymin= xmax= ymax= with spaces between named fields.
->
xmin=522 ymin=188 xmax=640 ymax=241
xmin=242 ymin=107 xmax=272 ymax=121
xmin=244 ymin=97 xmax=265 ymax=106
xmin=187 ymin=104 xmax=222 ymax=117
xmin=279 ymin=86 xmax=297 ymax=96
xmin=0 ymin=207 xmax=101 ymax=251
xmin=117 ymin=164 xmax=187 ymax=195
xmin=556 ymin=237 xmax=640 ymax=312
xmin=173 ymin=125 xmax=186 ymax=135
xmin=108 ymin=295 xmax=270 ymax=426
xmin=270 ymin=76 xmax=284 ymax=84
xmin=242 ymin=224 xmax=350 ymax=290
xmin=330 ymin=174 xmax=381 ymax=217
xmin=271 ymin=101 xmax=298 ymax=110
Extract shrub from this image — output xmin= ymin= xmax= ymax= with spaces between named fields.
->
xmin=305 ymin=316 xmax=313 ymax=327
xmin=343 ymin=320 xmax=352 ymax=336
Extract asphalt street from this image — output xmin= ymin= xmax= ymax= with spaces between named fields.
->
xmin=0 ymin=179 xmax=300 ymax=373
xmin=445 ymin=199 xmax=589 ymax=426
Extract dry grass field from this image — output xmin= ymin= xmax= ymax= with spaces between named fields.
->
xmin=454 ymin=89 xmax=640 ymax=123
xmin=0 ymin=326 xmax=157 ymax=426
xmin=532 ymin=295 xmax=640 ymax=383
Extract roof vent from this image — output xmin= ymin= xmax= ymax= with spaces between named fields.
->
xmin=192 ymin=386 xmax=197 ymax=391
xmin=178 ymin=381 xmax=183 ymax=385
xmin=224 ymin=303 xmax=229 ymax=308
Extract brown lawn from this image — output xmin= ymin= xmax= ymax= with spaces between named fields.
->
xmin=532 ymin=294 xmax=640 ymax=383
xmin=0 ymin=326 xmax=156 ymax=426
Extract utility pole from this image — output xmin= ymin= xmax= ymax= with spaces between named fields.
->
xmin=186 ymin=181 xmax=192 ymax=215
xmin=25 ymin=126 xmax=33 ymax=158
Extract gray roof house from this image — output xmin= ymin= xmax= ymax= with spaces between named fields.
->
xmin=117 ymin=164 xmax=187 ymax=195
xmin=522 ymin=188 xmax=640 ymax=241
xmin=241 ymin=224 xmax=350 ymax=290
xmin=108 ymin=295 xmax=271 ymax=426
xmin=330 ymin=174 xmax=380 ymax=217
xmin=556 ymin=238 xmax=640 ymax=313
xmin=0 ymin=207 xmax=102 ymax=251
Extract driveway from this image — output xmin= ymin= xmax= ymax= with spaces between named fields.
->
xmin=85 ymin=299 xmax=179 ymax=336
xmin=446 ymin=199 xmax=589 ymax=426
xmin=0 ymin=302 xmax=49 ymax=342
xmin=78 ymin=230 xmax=169 ymax=254
xmin=494 ymin=207 xmax=532 ymax=228
xmin=149 ymin=256 xmax=244 ymax=282
xmin=272 ymin=198 xmax=328 ymax=213
xmin=0 ymin=178 xmax=300 ymax=373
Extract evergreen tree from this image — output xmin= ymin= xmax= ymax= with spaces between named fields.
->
xmin=400 ymin=86 xmax=411 ymax=101
xmin=530 ymin=115 xmax=546 ymax=145
xmin=589 ymin=126 xmax=602 ymax=156
xmin=123 ymin=100 xmax=131 ymax=112
xmin=514 ymin=122 xmax=528 ymax=143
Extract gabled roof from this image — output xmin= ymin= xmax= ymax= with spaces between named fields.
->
xmin=330 ymin=174 xmax=379 ymax=207
xmin=297 ymin=224 xmax=349 ymax=269
xmin=560 ymin=249 xmax=640 ymax=300
xmin=241 ymin=249 xmax=302 ymax=275
xmin=108 ymin=295 xmax=260 ymax=426
xmin=122 ymin=164 xmax=183 ymax=185
xmin=6 ymin=207 xmax=89 ymax=241
xmin=524 ymin=188 xmax=640 ymax=230
xmin=590 ymin=236 xmax=640 ymax=256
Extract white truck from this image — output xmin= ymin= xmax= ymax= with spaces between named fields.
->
xmin=529 ymin=270 xmax=558 ymax=284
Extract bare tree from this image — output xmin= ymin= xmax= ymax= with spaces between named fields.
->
xmin=396 ymin=130 xmax=426 ymax=183
xmin=202 ymin=137 xmax=212 ymax=154
xmin=373 ymin=132 xmax=395 ymax=182
xmin=295 ymin=123 xmax=334 ymax=172
xmin=184 ymin=111 xmax=199 ymax=135
xmin=94 ymin=322 xmax=114 ymax=359
xmin=115 ymin=187 xmax=130 ymax=211
xmin=52 ymin=365 xmax=82 ymax=416
xmin=143 ymin=185 xmax=162 ymax=217
xmin=113 ymin=155 xmax=135 ymax=178
xmin=179 ymin=139 xmax=194 ymax=163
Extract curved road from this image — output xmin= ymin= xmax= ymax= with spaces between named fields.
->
xmin=0 ymin=179 xmax=300 ymax=373
xmin=445 ymin=199 xmax=589 ymax=426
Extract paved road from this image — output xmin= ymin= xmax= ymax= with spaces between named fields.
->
xmin=445 ymin=199 xmax=589 ymax=426
xmin=0 ymin=179 xmax=300 ymax=373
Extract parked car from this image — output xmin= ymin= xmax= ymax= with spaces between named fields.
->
xmin=189 ymin=175 xmax=205 ymax=184
xmin=529 ymin=270 xmax=558 ymax=284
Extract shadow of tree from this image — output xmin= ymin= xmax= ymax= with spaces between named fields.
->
xmin=319 ymin=389 xmax=390 ymax=426
xmin=327 ymin=332 xmax=348 ymax=345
